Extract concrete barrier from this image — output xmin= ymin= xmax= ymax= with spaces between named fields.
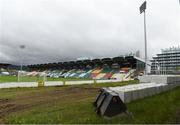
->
xmin=0 ymin=79 xmax=127 ymax=89
xmin=65 ymin=80 xmax=94 ymax=85
xmin=0 ymin=82 xmax=38 ymax=89
xmin=94 ymin=82 xmax=172 ymax=117
xmin=106 ymin=83 xmax=168 ymax=103
xmin=131 ymin=89 xmax=139 ymax=101
xmin=118 ymin=90 xmax=132 ymax=103
xmin=96 ymin=80 xmax=122 ymax=83
xmin=44 ymin=81 xmax=64 ymax=86
xmin=139 ymin=75 xmax=180 ymax=84
xmin=94 ymin=75 xmax=180 ymax=117
xmin=65 ymin=79 xmax=122 ymax=85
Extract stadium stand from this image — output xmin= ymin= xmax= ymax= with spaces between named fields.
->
xmin=0 ymin=55 xmax=145 ymax=81
xmin=27 ymin=56 xmax=145 ymax=80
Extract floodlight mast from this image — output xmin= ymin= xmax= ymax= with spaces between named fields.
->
xmin=18 ymin=45 xmax=25 ymax=82
xmin=140 ymin=1 xmax=148 ymax=75
xmin=20 ymin=45 xmax=25 ymax=71
xmin=144 ymin=10 xmax=148 ymax=75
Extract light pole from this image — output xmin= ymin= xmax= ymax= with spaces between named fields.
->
xmin=18 ymin=45 xmax=26 ymax=82
xmin=20 ymin=45 xmax=25 ymax=71
xmin=140 ymin=1 xmax=148 ymax=75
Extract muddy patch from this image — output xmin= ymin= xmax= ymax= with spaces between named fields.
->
xmin=0 ymin=103 xmax=23 ymax=123
xmin=0 ymin=86 xmax=99 ymax=123
xmin=0 ymin=99 xmax=11 ymax=103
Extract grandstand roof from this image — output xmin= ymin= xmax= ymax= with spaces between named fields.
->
xmin=27 ymin=56 xmax=145 ymax=70
xmin=0 ymin=63 xmax=11 ymax=68
xmin=134 ymin=56 xmax=151 ymax=66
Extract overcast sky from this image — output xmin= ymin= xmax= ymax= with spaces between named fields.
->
xmin=0 ymin=0 xmax=180 ymax=65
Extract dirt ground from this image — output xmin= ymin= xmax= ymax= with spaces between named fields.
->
xmin=0 ymin=86 xmax=99 ymax=123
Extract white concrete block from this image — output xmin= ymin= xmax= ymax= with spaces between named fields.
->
xmin=108 ymin=81 xmax=178 ymax=104
xmin=96 ymin=80 xmax=121 ymax=83
xmin=156 ymin=85 xmax=164 ymax=94
xmin=145 ymin=87 xmax=152 ymax=96
xmin=44 ymin=81 xmax=64 ymax=86
xmin=150 ymin=87 xmax=157 ymax=96
xmin=131 ymin=89 xmax=139 ymax=101
xmin=168 ymin=84 xmax=174 ymax=90
xmin=118 ymin=91 xmax=132 ymax=103
xmin=0 ymin=82 xmax=38 ymax=89
xmin=139 ymin=75 xmax=180 ymax=84
xmin=65 ymin=80 xmax=93 ymax=85
xmin=138 ymin=88 xmax=147 ymax=99
xmin=162 ymin=85 xmax=169 ymax=92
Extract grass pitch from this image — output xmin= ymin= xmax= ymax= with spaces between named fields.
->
xmin=0 ymin=80 xmax=179 ymax=124
xmin=0 ymin=75 xmax=91 ymax=83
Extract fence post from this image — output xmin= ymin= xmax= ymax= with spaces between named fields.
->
xmin=94 ymin=79 xmax=96 ymax=84
xmin=63 ymin=80 xmax=66 ymax=85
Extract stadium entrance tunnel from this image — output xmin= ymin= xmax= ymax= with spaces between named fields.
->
xmin=94 ymin=88 xmax=127 ymax=117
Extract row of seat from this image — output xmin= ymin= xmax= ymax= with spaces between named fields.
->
xmin=45 ymin=67 xmax=135 ymax=80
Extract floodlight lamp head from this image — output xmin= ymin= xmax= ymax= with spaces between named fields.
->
xmin=20 ymin=45 xmax=25 ymax=49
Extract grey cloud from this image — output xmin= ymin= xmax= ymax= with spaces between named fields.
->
xmin=0 ymin=0 xmax=179 ymax=65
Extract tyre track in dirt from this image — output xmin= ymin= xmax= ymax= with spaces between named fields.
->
xmin=0 ymin=87 xmax=99 ymax=123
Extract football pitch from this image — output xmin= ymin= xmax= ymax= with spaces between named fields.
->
xmin=0 ymin=75 xmax=91 ymax=83
xmin=0 ymin=79 xmax=179 ymax=124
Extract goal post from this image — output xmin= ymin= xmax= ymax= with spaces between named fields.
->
xmin=17 ymin=71 xmax=47 ymax=83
